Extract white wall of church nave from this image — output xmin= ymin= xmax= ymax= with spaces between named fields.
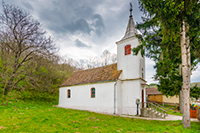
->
xmin=58 ymin=82 xmax=116 ymax=114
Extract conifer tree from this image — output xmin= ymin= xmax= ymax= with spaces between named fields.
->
xmin=133 ymin=0 xmax=200 ymax=128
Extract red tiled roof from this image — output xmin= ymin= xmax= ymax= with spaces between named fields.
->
xmin=146 ymin=88 xmax=162 ymax=95
xmin=60 ymin=63 xmax=122 ymax=87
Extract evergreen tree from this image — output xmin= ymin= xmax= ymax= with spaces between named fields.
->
xmin=132 ymin=0 xmax=200 ymax=128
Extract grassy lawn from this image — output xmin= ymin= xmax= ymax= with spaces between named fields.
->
xmin=0 ymin=99 xmax=199 ymax=133
xmin=161 ymin=104 xmax=183 ymax=116
xmin=167 ymin=109 xmax=183 ymax=116
xmin=151 ymin=102 xmax=183 ymax=116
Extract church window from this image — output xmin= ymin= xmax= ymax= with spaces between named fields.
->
xmin=91 ymin=88 xmax=95 ymax=98
xmin=142 ymin=68 xmax=144 ymax=78
xmin=67 ymin=89 xmax=71 ymax=98
xmin=125 ymin=45 xmax=131 ymax=55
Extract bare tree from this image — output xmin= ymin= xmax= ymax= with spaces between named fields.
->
xmin=0 ymin=2 xmax=57 ymax=95
xmin=79 ymin=49 xmax=117 ymax=69
xmin=100 ymin=49 xmax=117 ymax=66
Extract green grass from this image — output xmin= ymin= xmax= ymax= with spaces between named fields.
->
xmin=150 ymin=103 xmax=183 ymax=116
xmin=167 ymin=109 xmax=183 ymax=116
xmin=0 ymin=99 xmax=199 ymax=133
xmin=161 ymin=104 xmax=183 ymax=116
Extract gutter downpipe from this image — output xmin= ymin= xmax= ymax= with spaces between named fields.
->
xmin=114 ymin=81 xmax=117 ymax=114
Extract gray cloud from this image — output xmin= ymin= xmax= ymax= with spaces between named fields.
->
xmin=30 ymin=0 xmax=97 ymax=36
xmin=74 ymin=39 xmax=91 ymax=48
xmin=74 ymin=5 xmax=94 ymax=19
xmin=22 ymin=2 xmax=33 ymax=11
xmin=64 ymin=18 xmax=93 ymax=35
xmin=92 ymin=14 xmax=105 ymax=36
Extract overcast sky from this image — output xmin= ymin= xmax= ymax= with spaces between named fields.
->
xmin=2 ymin=0 xmax=200 ymax=84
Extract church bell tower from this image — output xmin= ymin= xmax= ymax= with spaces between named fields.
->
xmin=116 ymin=3 xmax=145 ymax=80
xmin=115 ymin=3 xmax=146 ymax=115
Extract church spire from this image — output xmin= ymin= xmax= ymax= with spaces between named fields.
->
xmin=121 ymin=3 xmax=137 ymax=40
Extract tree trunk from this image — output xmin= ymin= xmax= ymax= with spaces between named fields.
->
xmin=1 ymin=78 xmax=9 ymax=105
xmin=179 ymin=90 xmax=183 ymax=113
xmin=181 ymin=21 xmax=191 ymax=128
xmin=186 ymin=33 xmax=191 ymax=90
xmin=179 ymin=64 xmax=183 ymax=114
xmin=4 ymin=75 xmax=15 ymax=95
xmin=4 ymin=57 xmax=18 ymax=95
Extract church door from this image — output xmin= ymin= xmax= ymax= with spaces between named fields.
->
xmin=142 ymin=89 xmax=144 ymax=108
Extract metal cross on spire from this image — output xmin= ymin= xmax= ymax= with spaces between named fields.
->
xmin=129 ymin=2 xmax=133 ymax=18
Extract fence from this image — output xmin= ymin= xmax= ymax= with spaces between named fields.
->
xmin=190 ymin=103 xmax=200 ymax=122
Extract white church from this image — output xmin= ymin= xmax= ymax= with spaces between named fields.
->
xmin=58 ymin=6 xmax=147 ymax=115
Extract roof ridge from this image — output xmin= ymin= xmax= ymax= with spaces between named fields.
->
xmin=75 ymin=63 xmax=117 ymax=73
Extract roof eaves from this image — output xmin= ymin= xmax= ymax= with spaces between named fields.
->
xmin=59 ymin=79 xmax=118 ymax=88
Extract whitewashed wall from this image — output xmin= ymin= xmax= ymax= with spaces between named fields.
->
xmin=116 ymin=36 xmax=145 ymax=80
xmin=116 ymin=80 xmax=122 ymax=114
xmin=121 ymin=80 xmax=141 ymax=115
xmin=59 ymin=82 xmax=116 ymax=114
xmin=115 ymin=79 xmax=146 ymax=115
xmin=115 ymin=36 xmax=146 ymax=115
xmin=59 ymin=80 xmax=145 ymax=115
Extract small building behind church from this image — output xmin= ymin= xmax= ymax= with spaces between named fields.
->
xmin=58 ymin=7 xmax=147 ymax=115
xmin=146 ymin=87 xmax=179 ymax=105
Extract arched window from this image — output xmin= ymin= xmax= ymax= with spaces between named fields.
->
xmin=125 ymin=45 xmax=131 ymax=55
xmin=91 ymin=88 xmax=95 ymax=98
xmin=67 ymin=89 xmax=71 ymax=98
